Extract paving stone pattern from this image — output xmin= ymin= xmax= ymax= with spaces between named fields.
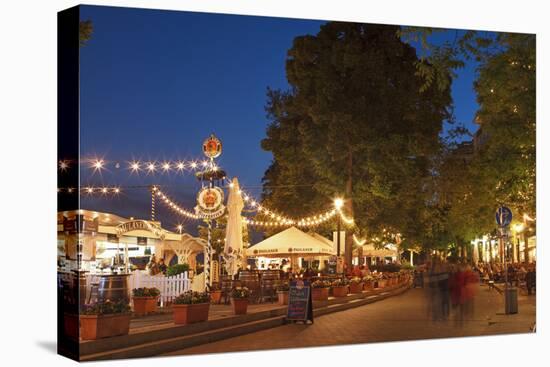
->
xmin=165 ymin=284 xmax=536 ymax=356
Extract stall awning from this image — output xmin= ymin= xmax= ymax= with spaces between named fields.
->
xmin=246 ymin=227 xmax=335 ymax=258
xmin=353 ymin=244 xmax=395 ymax=258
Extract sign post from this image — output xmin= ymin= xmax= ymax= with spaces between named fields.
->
xmin=495 ymin=206 xmax=518 ymax=314
xmin=286 ymin=279 xmax=313 ymax=324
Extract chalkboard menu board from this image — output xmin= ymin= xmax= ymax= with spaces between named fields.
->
xmin=286 ymin=280 xmax=313 ymax=323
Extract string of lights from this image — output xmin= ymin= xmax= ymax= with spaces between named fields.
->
xmin=224 ymin=176 xmax=353 ymax=228
xmin=154 ymin=184 xmax=343 ymax=228
xmin=242 ymin=209 xmax=338 ymax=228
xmin=153 ymin=186 xmax=202 ymax=220
xmin=57 ymin=186 xmax=122 ymax=194
xmin=58 ymin=157 xmax=219 ymax=174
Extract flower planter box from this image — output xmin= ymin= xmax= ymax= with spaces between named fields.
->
xmin=210 ymin=290 xmax=222 ymax=304
xmin=332 ymin=285 xmax=349 ymax=297
xmin=377 ymin=280 xmax=387 ymax=288
xmin=363 ymin=281 xmax=373 ymax=291
xmin=172 ymin=303 xmax=210 ymax=325
xmin=349 ymin=282 xmax=364 ymax=294
xmin=231 ymin=298 xmax=249 ymax=315
xmin=312 ymin=287 xmax=329 ymax=301
xmin=79 ymin=313 xmax=131 ymax=340
xmin=133 ymin=296 xmax=158 ymax=316
xmin=277 ymin=291 xmax=289 ymax=305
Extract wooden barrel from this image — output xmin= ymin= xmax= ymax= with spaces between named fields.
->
xmin=97 ymin=274 xmax=130 ymax=303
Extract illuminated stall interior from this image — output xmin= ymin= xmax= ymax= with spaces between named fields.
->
xmin=57 ymin=210 xmax=205 ymax=274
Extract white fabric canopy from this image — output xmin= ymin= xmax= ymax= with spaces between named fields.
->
xmin=310 ymin=232 xmax=334 ymax=248
xmin=224 ymin=177 xmax=244 ymax=276
xmin=353 ymin=244 xmax=395 ymax=258
xmin=246 ymin=227 xmax=335 ymax=258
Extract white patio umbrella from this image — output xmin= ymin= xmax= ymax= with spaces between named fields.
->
xmin=224 ymin=177 xmax=244 ymax=277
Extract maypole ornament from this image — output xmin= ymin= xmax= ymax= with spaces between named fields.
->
xmin=202 ymin=134 xmax=222 ymax=159
xmin=195 ymin=186 xmax=226 ymax=219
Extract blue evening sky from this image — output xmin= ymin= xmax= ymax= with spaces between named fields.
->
xmin=78 ymin=5 xmax=492 ymax=231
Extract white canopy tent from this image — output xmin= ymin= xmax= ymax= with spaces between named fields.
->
xmin=353 ymin=244 xmax=396 ymax=258
xmin=246 ymin=226 xmax=335 ymax=258
xmin=310 ymin=232 xmax=334 ymax=248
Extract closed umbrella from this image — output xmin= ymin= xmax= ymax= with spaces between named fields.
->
xmin=224 ymin=177 xmax=244 ymax=278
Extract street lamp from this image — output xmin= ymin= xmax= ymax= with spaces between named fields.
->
xmin=177 ymin=224 xmax=183 ymax=234
xmin=334 ymin=198 xmax=344 ymax=261
xmin=522 ymin=213 xmax=534 ymax=263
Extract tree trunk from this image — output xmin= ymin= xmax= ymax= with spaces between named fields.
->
xmin=523 ymin=231 xmax=530 ymax=263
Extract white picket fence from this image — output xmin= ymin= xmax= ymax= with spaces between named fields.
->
xmin=128 ymin=271 xmax=191 ymax=306
xmin=82 ymin=271 xmax=191 ymax=307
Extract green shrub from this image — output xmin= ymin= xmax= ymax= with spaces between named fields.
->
xmin=173 ymin=291 xmax=210 ymax=304
xmin=231 ymin=287 xmax=250 ymax=299
xmin=82 ymin=300 xmax=130 ymax=315
xmin=166 ymin=263 xmax=190 ymax=277
xmin=132 ymin=287 xmax=160 ymax=297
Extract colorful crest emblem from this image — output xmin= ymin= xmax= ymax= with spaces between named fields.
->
xmin=202 ymin=134 xmax=222 ymax=159
xmin=195 ymin=186 xmax=225 ymax=219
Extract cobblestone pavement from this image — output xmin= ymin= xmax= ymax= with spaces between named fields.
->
xmin=166 ymin=284 xmax=536 ymax=356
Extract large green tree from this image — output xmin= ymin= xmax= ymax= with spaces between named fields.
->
xmin=401 ymin=30 xmax=536 ymax=259
xmin=261 ymin=23 xmax=452 ymax=265
xmin=474 ymin=33 xmax=536 ymax=218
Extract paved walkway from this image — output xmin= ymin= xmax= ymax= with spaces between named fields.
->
xmin=165 ymin=284 xmax=536 ymax=356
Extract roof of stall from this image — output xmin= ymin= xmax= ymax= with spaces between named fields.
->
xmin=246 ymin=226 xmax=335 ymax=258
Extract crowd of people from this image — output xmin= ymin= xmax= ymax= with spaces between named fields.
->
xmin=474 ymin=262 xmax=536 ymax=294
xmin=425 ymin=258 xmax=479 ymax=325
xmin=421 ymin=257 xmax=536 ymax=324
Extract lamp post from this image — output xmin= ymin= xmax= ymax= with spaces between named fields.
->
xmin=522 ymin=213 xmax=534 ymax=264
xmin=334 ymin=198 xmax=344 ymax=256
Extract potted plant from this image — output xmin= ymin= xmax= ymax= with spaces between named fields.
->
xmin=362 ymin=275 xmax=374 ymax=291
xmin=349 ymin=277 xmax=364 ymax=294
xmin=209 ymin=283 xmax=222 ymax=304
xmin=132 ymin=287 xmax=160 ymax=316
xmin=311 ymin=280 xmax=330 ymax=301
xmin=172 ymin=291 xmax=210 ymax=325
xmin=331 ymin=278 xmax=349 ymax=297
xmin=230 ymin=287 xmax=250 ymax=315
xmin=79 ymin=300 xmax=132 ymax=340
xmin=377 ymin=274 xmax=388 ymax=288
xmin=276 ymin=283 xmax=290 ymax=305
xmin=391 ymin=273 xmax=398 ymax=285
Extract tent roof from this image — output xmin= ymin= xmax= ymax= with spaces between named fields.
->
xmin=353 ymin=244 xmax=396 ymax=257
xmin=247 ymin=226 xmax=335 ymax=257
xmin=310 ymin=232 xmax=334 ymax=248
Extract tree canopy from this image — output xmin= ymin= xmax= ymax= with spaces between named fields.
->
xmin=261 ymin=23 xmax=453 ymax=260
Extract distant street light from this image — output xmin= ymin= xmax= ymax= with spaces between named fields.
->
xmin=334 ymin=198 xmax=344 ymax=265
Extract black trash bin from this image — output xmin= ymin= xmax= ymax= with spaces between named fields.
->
xmin=505 ymin=287 xmax=518 ymax=314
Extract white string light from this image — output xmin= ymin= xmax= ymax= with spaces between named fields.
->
xmin=57 ymin=186 xmax=122 ymax=194
xmin=60 ymin=157 xmax=211 ymax=175
xmin=153 ymin=186 xmax=201 ymax=220
xmin=223 ymin=177 xmax=355 ymax=229
xmin=243 ymin=208 xmax=338 ymax=228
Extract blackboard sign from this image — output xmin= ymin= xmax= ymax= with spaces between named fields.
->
xmin=286 ymin=280 xmax=313 ymax=323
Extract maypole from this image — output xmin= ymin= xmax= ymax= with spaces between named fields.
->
xmin=195 ymin=134 xmax=225 ymax=291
